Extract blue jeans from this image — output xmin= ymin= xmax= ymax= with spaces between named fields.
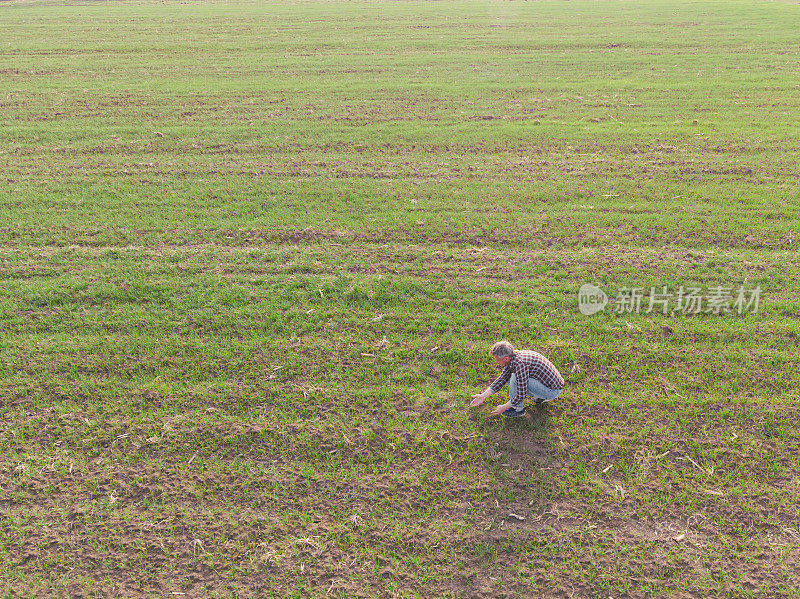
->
xmin=509 ymin=374 xmax=562 ymax=404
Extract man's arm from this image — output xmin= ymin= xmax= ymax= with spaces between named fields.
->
xmin=470 ymin=365 xmax=513 ymax=407
xmin=509 ymin=362 xmax=529 ymax=409
xmin=485 ymin=362 xmax=526 ymax=416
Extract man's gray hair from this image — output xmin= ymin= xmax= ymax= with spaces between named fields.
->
xmin=491 ymin=340 xmax=515 ymax=358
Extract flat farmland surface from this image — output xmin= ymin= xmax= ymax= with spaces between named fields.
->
xmin=1 ymin=1 xmax=799 ymax=597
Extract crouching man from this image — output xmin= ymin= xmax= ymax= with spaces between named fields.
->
xmin=470 ymin=340 xmax=565 ymax=418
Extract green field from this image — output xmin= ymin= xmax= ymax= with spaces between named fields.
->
xmin=1 ymin=0 xmax=799 ymax=596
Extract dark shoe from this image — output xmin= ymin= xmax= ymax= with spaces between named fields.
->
xmin=503 ymin=407 xmax=526 ymax=418
xmin=535 ymin=397 xmax=556 ymax=405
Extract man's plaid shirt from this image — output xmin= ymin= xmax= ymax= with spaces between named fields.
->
xmin=490 ymin=350 xmax=565 ymax=408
